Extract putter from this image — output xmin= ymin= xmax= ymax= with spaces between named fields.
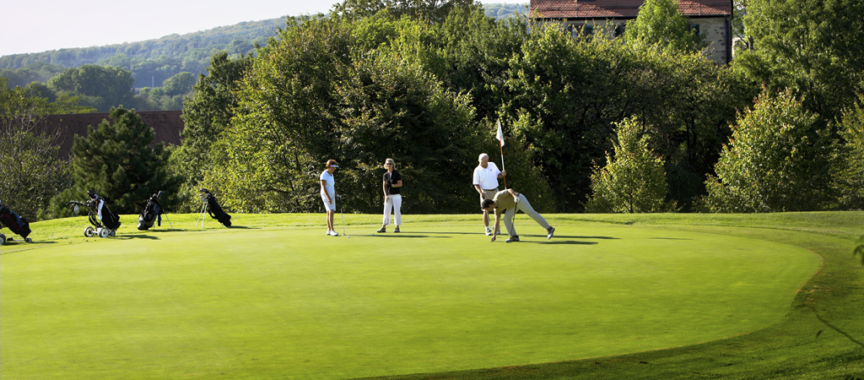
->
xmin=337 ymin=195 xmax=348 ymax=237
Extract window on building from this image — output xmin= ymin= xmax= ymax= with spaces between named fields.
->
xmin=690 ymin=24 xmax=700 ymax=35
xmin=614 ymin=24 xmax=625 ymax=37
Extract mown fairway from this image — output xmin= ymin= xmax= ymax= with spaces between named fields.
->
xmin=0 ymin=213 xmax=860 ymax=379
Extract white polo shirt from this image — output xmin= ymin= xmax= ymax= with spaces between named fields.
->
xmin=473 ymin=162 xmax=501 ymax=190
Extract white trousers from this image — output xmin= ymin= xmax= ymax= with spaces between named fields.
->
xmin=383 ymin=194 xmax=402 ymax=226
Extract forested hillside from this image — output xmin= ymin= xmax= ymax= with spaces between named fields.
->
xmin=0 ymin=4 xmax=526 ymax=89
xmin=0 ymin=18 xmax=284 ymax=88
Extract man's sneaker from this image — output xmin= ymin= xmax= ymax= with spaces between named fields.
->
xmin=506 ymin=236 xmax=520 ymax=243
xmin=485 ymin=228 xmax=493 ymax=236
xmin=326 ymin=230 xmax=332 ymax=236
xmin=394 ymin=227 xmax=400 ymax=233
xmin=547 ymin=227 xmax=555 ymax=240
xmin=329 ymin=230 xmax=339 ymax=236
xmin=377 ymin=226 xmax=386 ymax=233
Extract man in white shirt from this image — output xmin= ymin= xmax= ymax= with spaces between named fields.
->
xmin=473 ymin=153 xmax=506 ymax=236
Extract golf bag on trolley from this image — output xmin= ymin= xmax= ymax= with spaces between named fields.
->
xmin=0 ymin=200 xmax=33 ymax=245
xmin=197 ymin=189 xmax=231 ymax=228
xmin=67 ymin=190 xmax=121 ymax=238
xmin=138 ymin=191 xmax=169 ymax=230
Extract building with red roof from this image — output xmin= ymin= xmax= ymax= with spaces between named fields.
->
xmin=530 ymin=0 xmax=733 ymax=64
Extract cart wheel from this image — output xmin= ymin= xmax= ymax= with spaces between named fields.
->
xmin=84 ymin=226 xmax=95 ymax=237
xmin=25 ymin=238 xmax=33 ymax=243
xmin=99 ymin=228 xmax=110 ymax=238
xmin=0 ymin=234 xmax=5 ymax=246
xmin=109 ymin=230 xmax=116 ymax=237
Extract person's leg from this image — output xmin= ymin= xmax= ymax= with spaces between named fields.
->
xmin=503 ymin=207 xmax=517 ymax=237
xmin=480 ymin=191 xmax=490 ymax=231
xmin=392 ymin=195 xmax=402 ymax=226
xmin=322 ymin=192 xmax=333 ymax=232
xmin=382 ymin=197 xmax=392 ymax=226
xmin=515 ymin=195 xmax=551 ymax=230
xmin=484 ymin=189 xmax=499 ymax=234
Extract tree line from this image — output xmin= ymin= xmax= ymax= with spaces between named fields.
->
xmin=0 ymin=4 xmax=526 ymax=91
xmin=3 ymin=0 xmax=864 ymax=220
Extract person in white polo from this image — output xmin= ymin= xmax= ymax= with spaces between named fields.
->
xmin=473 ymin=153 xmax=505 ymax=236
xmin=320 ymin=159 xmax=340 ymax=236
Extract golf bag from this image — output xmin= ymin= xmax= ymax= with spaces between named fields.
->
xmin=0 ymin=201 xmax=33 ymax=245
xmin=138 ymin=191 xmax=166 ymax=230
xmin=67 ymin=191 xmax=121 ymax=238
xmin=198 ymin=189 xmax=231 ymax=227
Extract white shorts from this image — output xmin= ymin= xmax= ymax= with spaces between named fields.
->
xmin=321 ymin=190 xmax=336 ymax=211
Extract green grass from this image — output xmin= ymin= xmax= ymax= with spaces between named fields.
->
xmin=1 ymin=212 xmax=862 ymax=379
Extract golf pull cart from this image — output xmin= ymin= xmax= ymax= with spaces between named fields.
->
xmin=67 ymin=191 xmax=121 ymax=238
xmin=138 ymin=191 xmax=171 ymax=230
xmin=0 ymin=200 xmax=33 ymax=245
xmin=196 ymin=189 xmax=232 ymax=228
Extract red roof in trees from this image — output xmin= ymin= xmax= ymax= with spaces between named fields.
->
xmin=530 ymin=0 xmax=732 ymax=19
xmin=39 ymin=110 xmax=184 ymax=158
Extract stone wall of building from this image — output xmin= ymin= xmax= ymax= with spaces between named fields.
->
xmin=695 ymin=17 xmax=730 ymax=64
xmin=562 ymin=17 xmax=730 ymax=65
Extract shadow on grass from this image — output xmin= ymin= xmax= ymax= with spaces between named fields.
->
xmin=116 ymin=235 xmax=159 ymax=240
xmin=649 ymin=237 xmax=693 ymax=241
xmin=371 ymin=235 xmax=452 ymax=239
xmin=2 ymin=240 xmax=56 ymax=245
xmin=521 ymin=240 xmax=599 ymax=245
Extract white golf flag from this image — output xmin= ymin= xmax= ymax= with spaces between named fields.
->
xmin=496 ymin=119 xmax=504 ymax=147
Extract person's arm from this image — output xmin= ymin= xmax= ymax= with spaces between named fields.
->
xmin=475 ymin=184 xmax=485 ymax=197
xmin=508 ymin=188 xmax=520 ymax=198
xmin=491 ymin=211 xmax=501 ymax=242
xmin=321 ymin=179 xmax=332 ymax=203
xmin=383 ymin=175 xmax=390 ymax=201
xmin=391 ymin=180 xmax=403 ymax=188
xmin=497 ymin=169 xmax=506 ymax=179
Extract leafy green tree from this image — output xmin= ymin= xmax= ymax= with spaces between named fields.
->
xmin=834 ymin=93 xmax=864 ymax=209
xmin=584 ymin=117 xmax=673 ymax=213
xmin=331 ymin=0 xmax=479 ymax=22
xmin=704 ymin=89 xmax=839 ymax=212
xmin=201 ymin=20 xmax=354 ymax=213
xmin=735 ymin=0 xmax=864 ymax=121
xmin=51 ymin=107 xmax=183 ymax=215
xmin=171 ymin=52 xmax=253 ymax=210
xmin=162 ymin=72 xmax=196 ymax=96
xmin=47 ymin=64 xmax=135 ymax=112
xmin=624 ymin=0 xmax=703 ymax=52
xmin=0 ymin=77 xmax=94 ymax=220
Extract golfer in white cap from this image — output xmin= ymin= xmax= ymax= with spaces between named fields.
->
xmin=473 ymin=153 xmax=505 ymax=236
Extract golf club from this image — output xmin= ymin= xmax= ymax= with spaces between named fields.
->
xmin=337 ymin=194 xmax=348 ymax=238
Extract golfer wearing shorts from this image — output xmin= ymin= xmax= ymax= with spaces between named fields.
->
xmin=377 ymin=158 xmax=403 ymax=233
xmin=320 ymin=159 xmax=340 ymax=236
xmin=473 ymin=153 xmax=505 ymax=236
xmin=481 ymin=188 xmax=555 ymax=243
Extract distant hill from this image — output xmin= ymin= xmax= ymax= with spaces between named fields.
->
xmin=0 ymin=4 xmax=527 ymax=88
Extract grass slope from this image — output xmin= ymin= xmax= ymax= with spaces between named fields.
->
xmin=0 ymin=213 xmax=861 ymax=379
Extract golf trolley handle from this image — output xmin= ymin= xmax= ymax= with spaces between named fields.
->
xmin=67 ymin=201 xmax=87 ymax=207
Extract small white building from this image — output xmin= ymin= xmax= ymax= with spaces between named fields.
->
xmin=530 ymin=0 xmax=734 ymax=64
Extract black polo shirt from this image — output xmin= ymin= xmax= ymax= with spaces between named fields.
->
xmin=384 ymin=171 xmax=402 ymax=195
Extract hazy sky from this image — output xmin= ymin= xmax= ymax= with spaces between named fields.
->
xmin=1 ymin=0 xmax=525 ymax=57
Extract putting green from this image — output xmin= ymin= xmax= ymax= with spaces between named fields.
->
xmin=0 ymin=217 xmax=821 ymax=379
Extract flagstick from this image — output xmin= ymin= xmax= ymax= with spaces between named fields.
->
xmin=499 ymin=139 xmax=507 ymax=189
